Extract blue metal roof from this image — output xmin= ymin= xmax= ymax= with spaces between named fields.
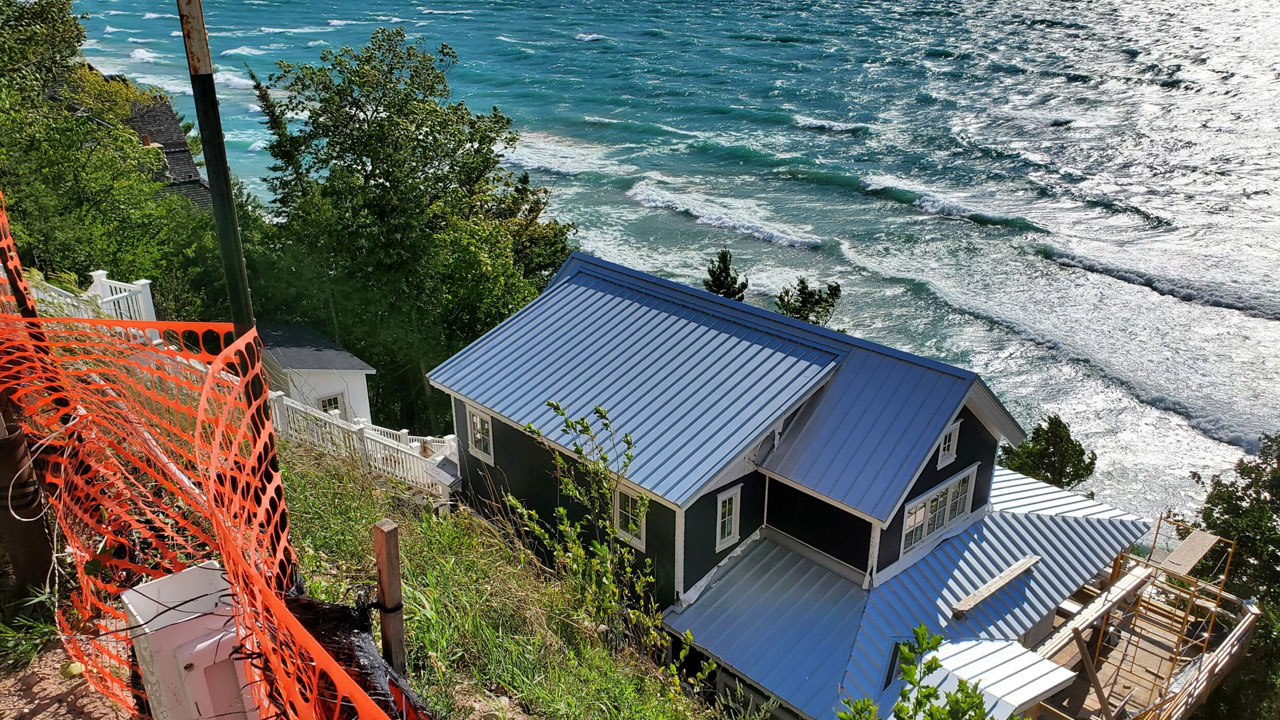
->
xmin=760 ymin=354 xmax=976 ymax=522
xmin=430 ymin=252 xmax=1009 ymax=511
xmin=428 ymin=252 xmax=842 ymax=505
xmin=842 ymin=482 xmax=1149 ymax=711
xmin=664 ymin=536 xmax=868 ymax=719
xmin=663 ymin=470 xmax=1149 ymax=719
xmin=930 ymin=640 xmax=1076 ymax=716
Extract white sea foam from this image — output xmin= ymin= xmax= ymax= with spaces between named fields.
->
xmin=792 ymin=114 xmax=870 ymax=133
xmin=327 ymin=19 xmax=371 ymax=26
xmin=247 ymin=104 xmax=262 ymax=113
xmin=103 ymin=10 xmax=129 ymax=16
xmin=575 ymin=33 xmax=607 ymax=42
xmin=130 ymin=48 xmax=162 ymax=63
xmin=373 ymin=16 xmax=408 ymax=23
xmin=170 ymin=31 xmax=183 ymax=37
xmin=495 ymin=35 xmax=521 ymax=43
xmin=127 ymin=37 xmax=157 ymax=44
xmin=502 ymin=133 xmax=637 ymax=176
xmin=142 ymin=12 xmax=177 ymax=19
xmin=132 ymin=74 xmax=191 ymax=96
xmin=584 ymin=115 xmax=621 ymax=124
xmin=307 ymin=40 xmax=328 ymax=47
xmin=214 ymin=71 xmax=255 ymax=90
xmin=420 ymin=9 xmax=470 ymax=14
xmin=103 ymin=26 xmax=134 ymax=34
xmin=625 ymin=180 xmax=823 ymax=247
xmin=261 ymin=26 xmax=334 ymax=34
xmin=221 ymin=45 xmax=267 ymax=56
xmin=248 ymin=140 xmax=269 ymax=152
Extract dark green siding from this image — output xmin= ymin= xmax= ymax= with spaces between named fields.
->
xmin=765 ymin=478 xmax=872 ymax=571
xmin=683 ymin=472 xmax=766 ymax=591
xmin=876 ymin=406 xmax=997 ymax=571
xmin=451 ymin=396 xmax=678 ymax=604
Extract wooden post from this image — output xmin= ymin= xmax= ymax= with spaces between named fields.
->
xmin=374 ymin=518 xmax=406 ymax=674
xmin=1073 ymin=627 xmax=1115 ymax=720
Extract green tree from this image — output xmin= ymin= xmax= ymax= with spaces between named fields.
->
xmin=248 ymin=28 xmax=573 ymax=431
xmin=776 ymin=277 xmax=841 ymax=327
xmin=1192 ymin=433 xmax=1280 ymax=720
xmin=998 ymin=415 xmax=1096 ymax=490
xmin=704 ymin=247 xmax=747 ymax=301
xmin=838 ymin=626 xmax=993 ymax=720
xmin=0 ymin=1 xmax=224 ymax=320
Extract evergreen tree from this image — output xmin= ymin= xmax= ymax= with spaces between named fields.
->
xmin=703 ymin=247 xmax=747 ymax=301
xmin=999 ymin=415 xmax=1096 ymax=489
xmin=776 ymin=277 xmax=841 ymax=327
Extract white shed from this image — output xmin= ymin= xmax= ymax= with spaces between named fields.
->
xmin=260 ymin=324 xmax=376 ymax=422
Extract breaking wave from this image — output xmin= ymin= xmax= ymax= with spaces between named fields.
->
xmin=576 ymin=33 xmax=608 ymax=42
xmin=792 ymin=115 xmax=872 ymax=134
xmin=626 ymin=180 xmax=823 ymax=247
xmin=501 ymin=133 xmax=637 ymax=176
xmin=221 ymin=45 xmax=266 ymax=56
xmin=129 ymin=48 xmax=161 ymax=62
xmin=1030 ymin=245 xmax=1280 ymax=320
xmin=214 ymin=72 xmax=256 ymax=90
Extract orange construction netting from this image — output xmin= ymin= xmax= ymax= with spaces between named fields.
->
xmin=0 ymin=190 xmax=394 ymax=720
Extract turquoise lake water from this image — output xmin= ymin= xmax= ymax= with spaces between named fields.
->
xmin=78 ymin=0 xmax=1280 ymax=516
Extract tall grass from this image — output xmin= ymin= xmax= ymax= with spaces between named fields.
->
xmin=281 ymin=446 xmax=725 ymax=720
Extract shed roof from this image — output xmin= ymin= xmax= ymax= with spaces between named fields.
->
xmin=929 ymin=640 xmax=1076 ymax=716
xmin=664 ymin=536 xmax=868 ymax=719
xmin=430 ymin=252 xmax=1013 ymax=510
xmin=259 ymin=324 xmax=375 ymax=373
xmin=666 ymin=469 xmax=1149 ymax=719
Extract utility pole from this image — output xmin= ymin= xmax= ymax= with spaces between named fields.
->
xmin=175 ymin=1 xmax=294 ymax=590
xmin=175 ymin=0 xmax=255 ymax=338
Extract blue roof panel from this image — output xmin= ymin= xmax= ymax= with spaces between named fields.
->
xmin=664 ymin=537 xmax=869 ymax=719
xmin=429 ymin=253 xmax=841 ymax=505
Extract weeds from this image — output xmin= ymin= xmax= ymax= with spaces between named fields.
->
xmin=281 ymin=444 xmax=736 ymax=720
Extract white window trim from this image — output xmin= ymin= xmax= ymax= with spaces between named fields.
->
xmin=715 ymin=484 xmax=743 ymax=553
xmin=465 ymin=404 xmax=494 ymax=465
xmin=318 ymin=392 xmax=346 ymax=419
xmin=900 ymin=463 xmax=978 ymax=556
xmin=614 ymin=488 xmax=646 ymax=552
xmin=936 ymin=419 xmax=962 ymax=469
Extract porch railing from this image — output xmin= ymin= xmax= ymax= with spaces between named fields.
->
xmin=269 ymin=391 xmax=453 ymax=501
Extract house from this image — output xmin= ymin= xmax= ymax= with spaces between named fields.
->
xmin=260 ymin=324 xmax=376 ymax=422
xmin=427 ymin=253 xmax=1154 ymax=718
xmin=120 ymin=94 xmax=213 ymax=210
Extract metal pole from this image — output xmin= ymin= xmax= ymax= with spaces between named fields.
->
xmin=175 ymin=0 xmax=255 ymax=338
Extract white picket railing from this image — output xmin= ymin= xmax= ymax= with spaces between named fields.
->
xmin=270 ymin=391 xmax=453 ymax=502
xmin=29 ymin=270 xmax=157 ymax=323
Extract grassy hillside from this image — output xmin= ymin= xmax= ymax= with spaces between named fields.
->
xmin=281 ymin=446 xmax=726 ymax=720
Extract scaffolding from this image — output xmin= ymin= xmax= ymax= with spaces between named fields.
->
xmin=1037 ymin=518 xmax=1259 ymax=720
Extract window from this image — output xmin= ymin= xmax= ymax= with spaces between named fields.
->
xmin=937 ymin=419 xmax=962 ymax=469
xmin=901 ymin=465 xmax=978 ymax=554
xmin=318 ymin=393 xmax=345 ymax=418
xmin=715 ymin=485 xmax=742 ymax=553
xmin=615 ymin=489 xmax=645 ymax=551
xmin=466 ymin=405 xmax=494 ymax=464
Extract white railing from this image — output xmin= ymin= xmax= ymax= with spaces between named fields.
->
xmin=29 ymin=269 xmax=157 ymax=323
xmin=410 ymin=433 xmax=458 ymax=459
xmin=270 ymin=391 xmax=453 ymax=502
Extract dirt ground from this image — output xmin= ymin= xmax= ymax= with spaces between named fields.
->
xmin=0 ymin=647 xmax=123 ymax=720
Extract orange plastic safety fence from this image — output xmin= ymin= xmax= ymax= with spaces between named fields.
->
xmin=0 ymin=191 xmax=392 ymax=720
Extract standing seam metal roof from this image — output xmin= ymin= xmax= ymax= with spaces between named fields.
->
xmin=430 ymin=252 xmax=998 ymax=510
xmin=664 ymin=470 xmax=1149 ymax=719
xmin=429 ymin=254 xmax=843 ymax=505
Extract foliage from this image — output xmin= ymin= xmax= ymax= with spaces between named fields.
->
xmin=838 ymin=626 xmax=994 ymax=720
xmin=776 ymin=276 xmax=841 ymax=326
xmin=281 ymin=443 xmax=764 ymax=720
xmin=0 ymin=0 xmax=225 ymax=320
xmin=0 ymin=584 xmax=58 ymax=672
xmin=703 ymin=247 xmax=747 ymax=301
xmin=1191 ymin=433 xmax=1280 ymax=720
xmin=247 ymin=28 xmax=573 ymax=433
xmin=998 ymin=415 xmax=1096 ymax=490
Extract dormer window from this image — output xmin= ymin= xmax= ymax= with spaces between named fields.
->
xmin=901 ymin=464 xmax=977 ymax=554
xmin=937 ymin=419 xmax=962 ymax=469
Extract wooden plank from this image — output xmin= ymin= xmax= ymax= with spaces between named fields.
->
xmin=1161 ymin=530 xmax=1218 ymax=576
xmin=952 ymin=555 xmax=1040 ymax=620
xmin=374 ymin=518 xmax=407 ymax=674
xmin=1037 ymin=567 xmax=1155 ymax=659
xmin=1073 ymin=627 xmax=1116 ymax=720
